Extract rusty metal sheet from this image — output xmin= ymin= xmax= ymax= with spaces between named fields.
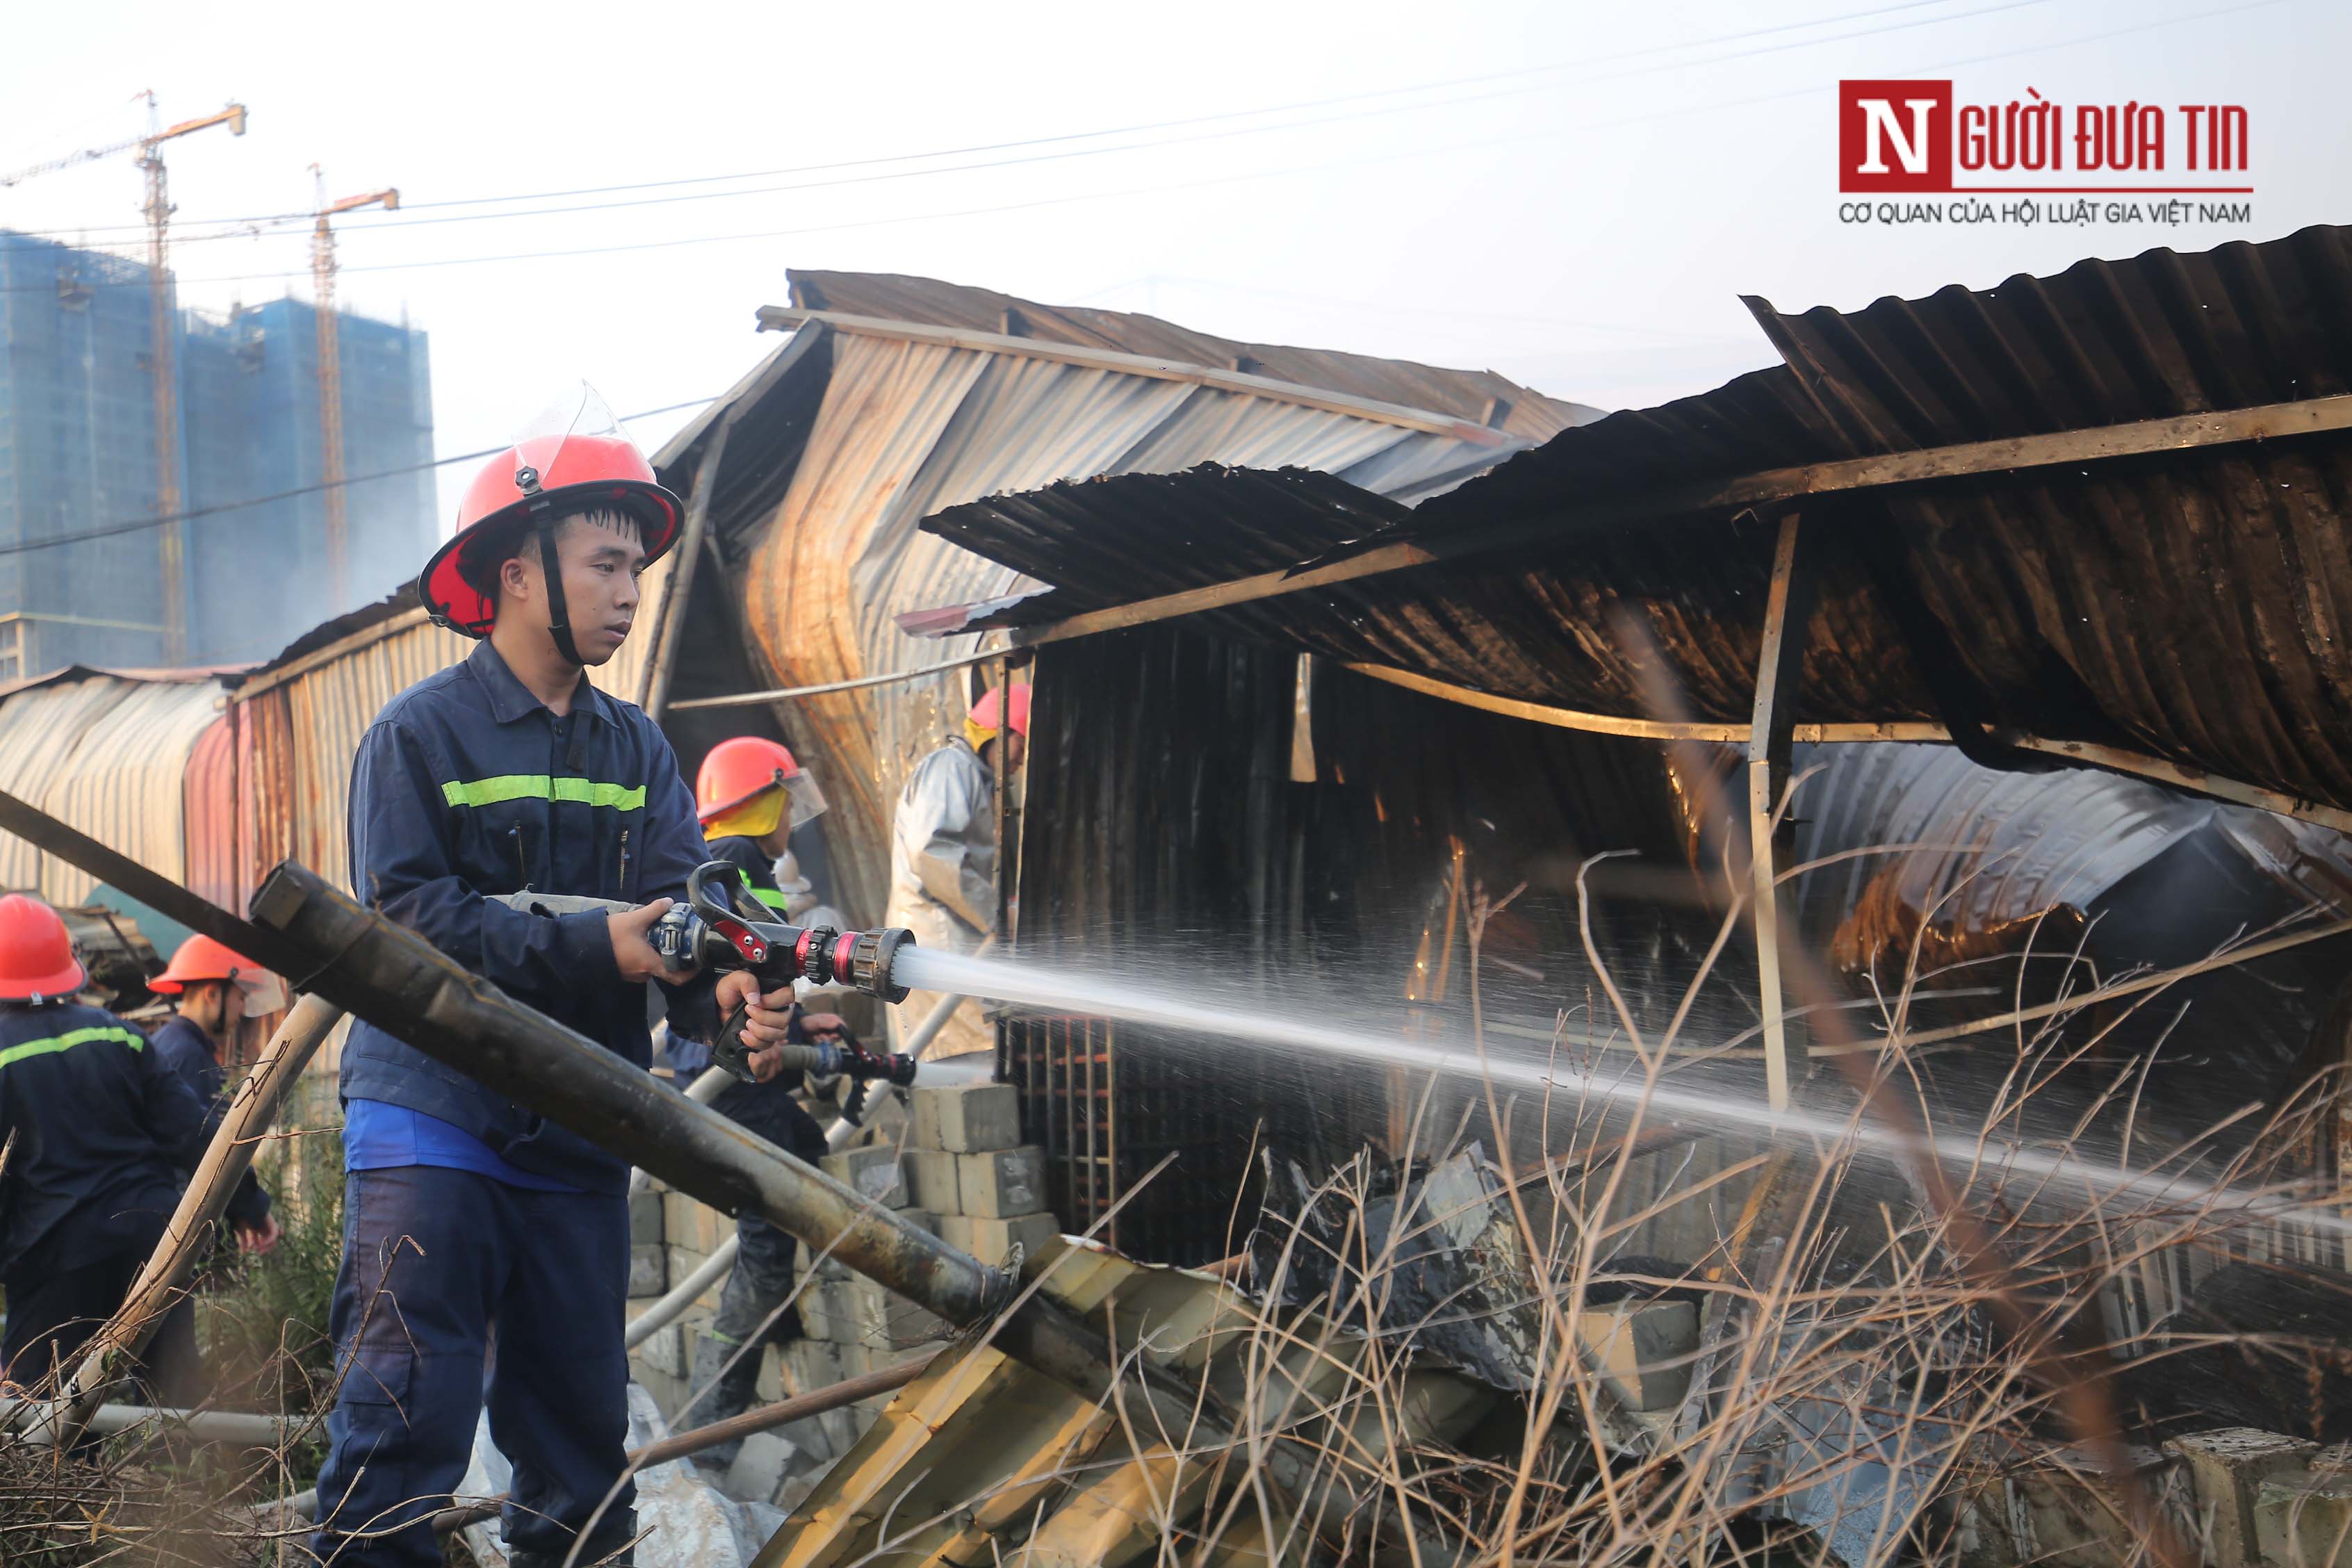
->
xmin=261 ymin=564 xmax=669 ymax=893
xmin=912 ymin=226 xmax=2352 ymax=819
xmin=785 ymin=269 xmax=1597 ymax=442
xmin=39 ymin=678 xmax=224 ymax=906
xmin=0 ymin=676 xmax=136 ymax=891
xmin=726 ymin=322 xmax=1534 ymax=926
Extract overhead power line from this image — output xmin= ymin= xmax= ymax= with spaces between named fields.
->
xmin=11 ymin=0 xmax=2041 ymax=248
xmin=0 ymin=397 xmax=716 ymax=561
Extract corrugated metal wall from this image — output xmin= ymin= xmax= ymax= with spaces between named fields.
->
xmin=257 ymin=558 xmax=669 ymax=891
xmin=42 ymin=680 xmax=223 ymax=904
xmin=735 ymin=329 xmax=1528 ymax=926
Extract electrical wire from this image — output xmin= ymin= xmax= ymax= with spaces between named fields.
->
xmin=0 ymin=0 xmax=2279 ymax=304
xmin=0 ymin=396 xmax=716 ymax=560
xmin=1 ymin=0 xmax=2035 ymax=243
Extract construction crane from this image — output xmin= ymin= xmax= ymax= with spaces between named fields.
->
xmin=139 ymin=97 xmax=248 ymax=664
xmin=1 ymin=94 xmax=247 ymax=665
xmin=310 ymin=168 xmax=398 ymax=614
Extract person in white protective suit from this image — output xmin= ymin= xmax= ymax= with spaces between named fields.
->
xmin=885 ymin=683 xmax=1027 ymax=1060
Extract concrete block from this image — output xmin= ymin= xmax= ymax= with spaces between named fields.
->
xmin=793 ymin=1277 xmax=850 ymax=1343
xmin=2013 ymin=1445 xmax=2175 ymax=1568
xmin=2255 ymin=1469 xmax=2352 ymax=1567
xmin=785 ymin=1337 xmax=851 ymax=1394
xmin=847 ymin=1275 xmax=948 ymax=1349
xmin=957 ymin=1211 xmax=1059 ymax=1268
xmin=773 ymin=1413 xmax=836 ymax=1469
xmin=955 ymin=1145 xmax=1047 ymax=1218
xmin=2165 ymin=1428 xmax=2319 ymax=1568
xmin=910 ymin=1083 xmax=1020 ymax=1153
xmin=776 ymin=1474 xmax=819 ymax=1517
xmin=820 ymin=1405 xmax=863 ymax=1455
xmin=636 ymin=1323 xmax=688 ymax=1378
xmin=935 ymin=1213 xmax=977 ymax=1255
xmin=820 ymin=1145 xmax=907 ymax=1209
xmin=1575 ymin=1300 xmax=1699 ymax=1414
xmin=628 ymin=1243 xmax=667 ymax=1298
xmin=756 ymin=1344 xmax=783 ymax=1403
xmin=629 ymin=1189 xmax=663 ymax=1245
xmin=724 ymin=1432 xmax=800 ymax=1503
xmin=902 ymin=1148 xmax=962 ymax=1212
xmin=662 ymin=1193 xmax=723 ymax=1251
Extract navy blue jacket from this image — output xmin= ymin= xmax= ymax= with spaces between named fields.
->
xmin=149 ymin=1015 xmax=272 ymax=1230
xmin=0 ymin=1002 xmax=209 ymax=1277
xmin=343 ymin=640 xmax=718 ymax=1192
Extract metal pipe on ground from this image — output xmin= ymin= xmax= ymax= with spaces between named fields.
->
xmin=12 ymin=995 xmax=347 ymax=1448
xmin=0 ymin=1400 xmax=295 ymax=1446
xmin=626 ymin=1232 xmax=741 ymax=1350
xmin=265 ymin=1355 xmax=935 ymax=1532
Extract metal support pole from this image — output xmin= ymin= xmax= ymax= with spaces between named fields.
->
xmin=640 ymin=422 xmax=730 ymax=720
xmin=624 ymin=1233 xmax=740 ymax=1350
xmin=1748 ymin=512 xmax=1813 ymax=1113
xmin=23 ymin=995 xmax=346 ymax=1447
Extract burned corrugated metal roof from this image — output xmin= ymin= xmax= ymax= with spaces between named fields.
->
xmin=662 ymin=281 xmax=1583 ymax=924
xmin=785 ymin=270 xmax=1602 ymax=442
xmin=914 ymin=226 xmax=2352 ymax=817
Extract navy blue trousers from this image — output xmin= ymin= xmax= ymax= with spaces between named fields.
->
xmin=310 ymin=1166 xmax=634 ymax=1567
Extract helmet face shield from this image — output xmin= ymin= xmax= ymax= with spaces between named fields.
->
xmin=232 ymin=971 xmax=288 ymax=1014
xmin=509 ymin=382 xmax=627 ymax=500
xmin=785 ymin=769 xmax=828 ymax=829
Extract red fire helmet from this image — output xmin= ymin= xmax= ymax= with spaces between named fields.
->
xmin=419 ymin=385 xmax=684 ymax=638
xmin=149 ymin=934 xmax=256 ymax=995
xmin=0 ymin=894 xmax=85 ymax=1002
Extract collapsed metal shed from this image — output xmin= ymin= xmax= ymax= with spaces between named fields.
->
xmin=645 ymin=274 xmax=1594 ymax=928
xmin=900 ymin=225 xmax=2352 ymax=1268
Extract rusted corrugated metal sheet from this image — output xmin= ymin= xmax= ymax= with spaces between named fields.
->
xmin=236 ymin=688 xmax=297 ymax=913
xmin=787 ymin=268 xmax=1599 ymax=441
xmin=183 ymin=715 xmax=239 ymax=913
xmin=0 ymin=677 xmax=136 ymax=891
xmin=920 ymin=227 xmax=2352 ymax=819
xmin=247 ymin=560 xmax=670 ymax=893
xmin=42 ymin=679 xmax=226 ymax=905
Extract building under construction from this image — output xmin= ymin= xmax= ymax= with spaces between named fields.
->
xmin=0 ymin=231 xmax=434 ymax=677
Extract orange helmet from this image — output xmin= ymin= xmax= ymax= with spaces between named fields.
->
xmin=150 ymin=934 xmax=253 ymax=995
xmin=698 ymin=737 xmax=827 ymax=835
xmin=0 ymin=894 xmax=85 ymax=1002
xmin=418 ymin=385 xmax=683 ymax=646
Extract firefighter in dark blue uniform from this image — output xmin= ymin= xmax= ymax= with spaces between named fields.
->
xmin=0 ymin=895 xmax=210 ymax=1405
xmin=147 ymin=934 xmax=280 ymax=1259
xmin=309 ymin=395 xmax=801 ymax=1568
xmin=671 ymin=739 xmax=847 ymax=1466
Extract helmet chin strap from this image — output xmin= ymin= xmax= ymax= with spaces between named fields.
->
xmin=534 ymin=513 xmax=586 ymax=667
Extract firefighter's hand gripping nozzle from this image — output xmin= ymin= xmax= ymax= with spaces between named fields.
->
xmin=655 ymin=861 xmax=920 ymax=1086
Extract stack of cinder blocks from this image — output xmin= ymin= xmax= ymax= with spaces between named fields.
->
xmin=1953 ymin=1432 xmax=2351 ymax=1567
xmin=622 ymin=1081 xmax=1065 ymax=1510
xmin=900 ymin=1082 xmax=1061 ymax=1269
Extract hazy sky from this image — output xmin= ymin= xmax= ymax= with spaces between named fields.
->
xmin=2 ymin=0 xmax=2338 ymax=605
